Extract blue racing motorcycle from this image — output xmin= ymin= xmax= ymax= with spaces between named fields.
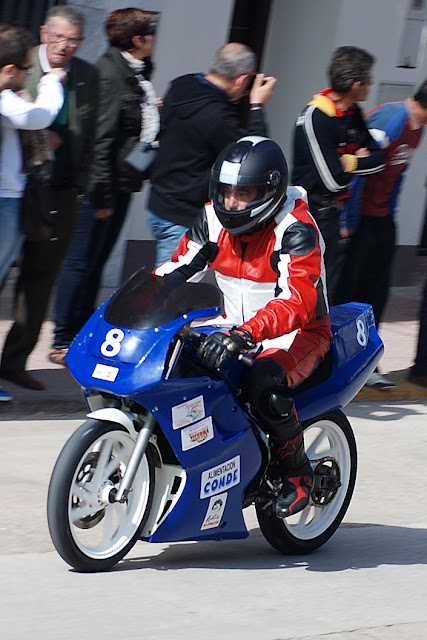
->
xmin=47 ymin=270 xmax=383 ymax=572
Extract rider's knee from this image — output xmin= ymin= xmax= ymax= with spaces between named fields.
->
xmin=242 ymin=356 xmax=294 ymax=422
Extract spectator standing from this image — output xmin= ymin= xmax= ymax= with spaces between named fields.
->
xmin=292 ymin=46 xmax=385 ymax=301
xmin=49 ymin=8 xmax=159 ymax=367
xmin=335 ymin=79 xmax=427 ymax=388
xmin=146 ymin=42 xmax=277 ymax=266
xmin=0 ymin=22 xmax=65 ymax=402
xmin=0 ymin=6 xmax=98 ymax=391
xmin=409 ymin=274 xmax=427 ymax=388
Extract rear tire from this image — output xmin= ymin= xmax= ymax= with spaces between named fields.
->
xmin=256 ymin=410 xmax=357 ymax=554
xmin=47 ymin=419 xmax=154 ymax=572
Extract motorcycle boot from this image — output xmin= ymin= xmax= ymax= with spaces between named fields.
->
xmin=241 ymin=357 xmax=313 ymax=518
xmin=269 ymin=404 xmax=313 ymax=518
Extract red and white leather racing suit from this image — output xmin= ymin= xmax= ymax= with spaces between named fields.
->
xmin=154 ymin=186 xmax=332 ymax=388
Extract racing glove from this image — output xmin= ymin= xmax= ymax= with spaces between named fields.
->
xmin=197 ymin=327 xmax=256 ymax=370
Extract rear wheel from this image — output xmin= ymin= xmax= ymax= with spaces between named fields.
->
xmin=47 ymin=419 xmax=154 ymax=572
xmin=256 ymin=410 xmax=357 ymax=554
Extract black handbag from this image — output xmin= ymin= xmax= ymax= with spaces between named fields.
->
xmin=21 ymin=173 xmax=56 ymax=242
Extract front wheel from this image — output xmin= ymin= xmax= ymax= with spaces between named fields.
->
xmin=256 ymin=410 xmax=357 ymax=554
xmin=47 ymin=419 xmax=154 ymax=572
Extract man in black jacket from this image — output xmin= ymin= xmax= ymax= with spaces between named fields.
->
xmin=48 ymin=8 xmax=159 ymax=366
xmin=146 ymin=42 xmax=276 ymax=266
xmin=292 ymin=46 xmax=385 ymax=302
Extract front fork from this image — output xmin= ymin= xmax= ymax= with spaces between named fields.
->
xmin=114 ymin=413 xmax=156 ymax=503
xmin=87 ymin=407 xmax=156 ymax=504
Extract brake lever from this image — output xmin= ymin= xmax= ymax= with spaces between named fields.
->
xmin=237 ymin=353 xmax=255 ymax=367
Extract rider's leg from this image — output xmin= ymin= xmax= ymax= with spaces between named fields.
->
xmin=241 ymin=357 xmax=313 ymax=518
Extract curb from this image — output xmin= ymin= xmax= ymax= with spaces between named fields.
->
xmin=352 ymin=376 xmax=427 ymax=403
xmin=0 ymin=399 xmax=87 ymax=420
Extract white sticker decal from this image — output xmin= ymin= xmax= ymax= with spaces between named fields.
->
xmin=200 ymin=455 xmax=240 ymax=499
xmin=92 ymin=363 xmax=119 ymax=382
xmin=201 ymin=493 xmax=228 ymax=530
xmin=172 ymin=395 xmax=205 ymax=430
xmin=181 ymin=417 xmax=214 ymax=451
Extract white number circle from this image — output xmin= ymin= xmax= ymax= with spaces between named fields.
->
xmin=356 ymin=318 xmax=368 ymax=347
xmin=101 ymin=328 xmax=125 ymax=357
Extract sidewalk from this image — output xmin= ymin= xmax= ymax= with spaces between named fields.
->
xmin=1 ymin=260 xmax=426 ymax=419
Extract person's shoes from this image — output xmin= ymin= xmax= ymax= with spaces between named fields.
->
xmin=407 ymin=373 xmax=427 ymax=389
xmin=48 ymin=348 xmax=69 ymax=367
xmin=0 ymin=387 xmax=12 ymax=402
xmin=0 ymin=369 xmax=45 ymax=390
xmin=276 ymin=471 xmax=313 ymax=518
xmin=365 ymin=371 xmax=396 ymax=389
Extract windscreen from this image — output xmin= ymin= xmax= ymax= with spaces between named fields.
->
xmin=104 ymin=270 xmax=221 ymax=330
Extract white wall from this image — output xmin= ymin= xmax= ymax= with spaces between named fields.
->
xmin=335 ymin=0 xmax=427 ymax=247
xmin=261 ymin=0 xmax=342 ymax=160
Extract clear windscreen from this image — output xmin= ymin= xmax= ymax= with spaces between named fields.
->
xmin=104 ymin=270 xmax=221 ymax=330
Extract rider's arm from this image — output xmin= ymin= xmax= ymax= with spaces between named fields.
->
xmin=153 ymin=206 xmax=215 ymax=282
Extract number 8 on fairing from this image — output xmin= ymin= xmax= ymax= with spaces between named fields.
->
xmin=356 ymin=318 xmax=367 ymax=347
xmin=101 ymin=328 xmax=125 ymax=357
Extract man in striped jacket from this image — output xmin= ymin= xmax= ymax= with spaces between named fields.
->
xmin=292 ymin=46 xmax=385 ymax=301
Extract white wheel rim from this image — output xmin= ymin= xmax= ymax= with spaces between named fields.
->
xmin=68 ymin=430 xmax=151 ymax=560
xmin=283 ymin=418 xmax=353 ymax=540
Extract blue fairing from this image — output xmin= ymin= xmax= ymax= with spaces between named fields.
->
xmin=295 ymin=302 xmax=383 ymax=421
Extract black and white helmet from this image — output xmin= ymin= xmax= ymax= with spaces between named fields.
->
xmin=209 ymin=136 xmax=288 ymax=235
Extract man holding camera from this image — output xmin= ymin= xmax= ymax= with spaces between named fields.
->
xmin=146 ymin=42 xmax=276 ymax=266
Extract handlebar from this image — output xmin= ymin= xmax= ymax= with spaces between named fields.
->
xmin=179 ymin=325 xmax=254 ymax=367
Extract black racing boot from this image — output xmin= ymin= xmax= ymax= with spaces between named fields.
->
xmin=271 ymin=415 xmax=313 ymax=518
xmin=275 ymin=468 xmax=313 ymax=518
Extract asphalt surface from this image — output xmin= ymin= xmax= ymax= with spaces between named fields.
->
xmin=1 ymin=402 xmax=427 ymax=639
xmin=0 ymin=260 xmax=426 ymax=420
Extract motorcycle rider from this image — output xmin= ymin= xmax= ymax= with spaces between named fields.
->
xmin=154 ymin=136 xmax=332 ymax=517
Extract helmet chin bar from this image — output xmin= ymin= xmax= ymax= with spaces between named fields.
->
xmin=249 ymin=197 xmax=274 ymax=218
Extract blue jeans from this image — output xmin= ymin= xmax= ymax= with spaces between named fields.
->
xmin=52 ymin=192 xmax=131 ymax=349
xmin=0 ymin=197 xmax=24 ymax=288
xmin=146 ymin=210 xmax=188 ymax=267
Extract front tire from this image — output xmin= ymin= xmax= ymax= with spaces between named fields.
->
xmin=47 ymin=419 xmax=154 ymax=572
xmin=256 ymin=410 xmax=357 ymax=554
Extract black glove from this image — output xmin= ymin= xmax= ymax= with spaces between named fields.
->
xmin=197 ymin=327 xmax=256 ymax=370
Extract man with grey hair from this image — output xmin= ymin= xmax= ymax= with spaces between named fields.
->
xmin=0 ymin=5 xmax=98 ymax=391
xmin=146 ymin=41 xmax=276 ymax=266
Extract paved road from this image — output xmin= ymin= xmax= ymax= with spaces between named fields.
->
xmin=1 ymin=402 xmax=427 ymax=640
